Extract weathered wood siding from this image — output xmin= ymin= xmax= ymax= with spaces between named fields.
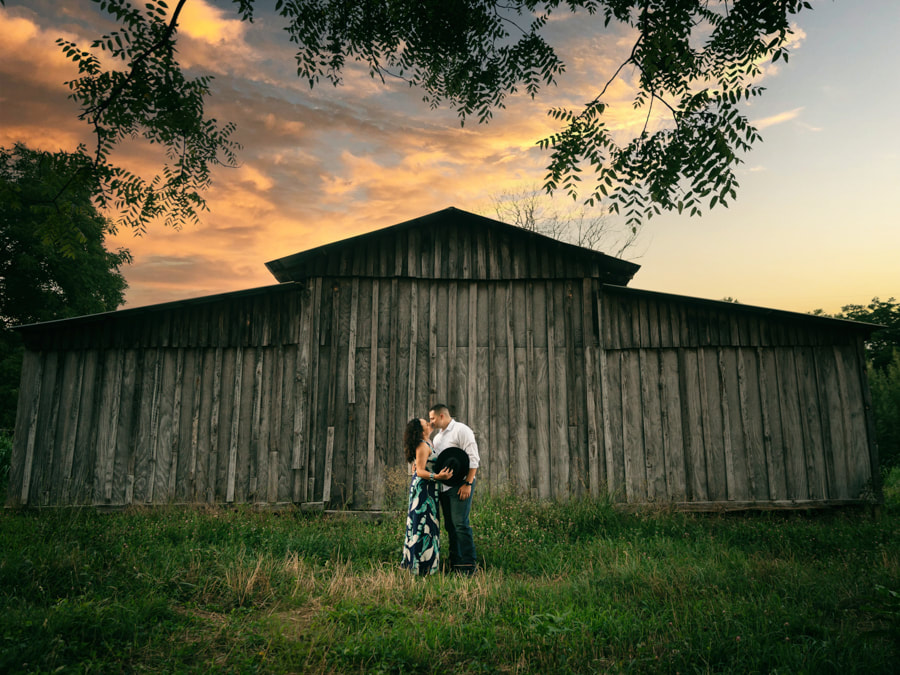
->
xmin=597 ymin=288 xmax=877 ymax=506
xmin=265 ymin=209 xmax=638 ymax=285
xmin=10 ymin=278 xmax=600 ymax=507
xmin=8 ymin=279 xmax=877 ymax=510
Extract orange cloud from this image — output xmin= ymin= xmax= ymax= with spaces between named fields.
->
xmin=175 ymin=0 xmax=245 ymax=44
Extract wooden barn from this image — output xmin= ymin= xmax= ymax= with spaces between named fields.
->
xmin=6 ymin=207 xmax=881 ymax=511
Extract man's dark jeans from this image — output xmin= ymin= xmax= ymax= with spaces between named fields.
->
xmin=439 ymin=480 xmax=477 ymax=574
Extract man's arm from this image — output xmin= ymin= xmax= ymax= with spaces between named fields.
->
xmin=457 ymin=426 xmax=479 ymax=499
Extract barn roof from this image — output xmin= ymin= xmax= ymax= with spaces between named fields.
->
xmin=265 ymin=206 xmax=641 ymax=285
xmin=603 ymin=285 xmax=883 ymax=334
xmin=10 ymin=209 xmax=880 ymax=344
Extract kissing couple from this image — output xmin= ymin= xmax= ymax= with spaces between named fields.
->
xmin=400 ymin=403 xmax=480 ymax=576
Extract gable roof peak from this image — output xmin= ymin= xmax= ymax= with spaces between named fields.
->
xmin=265 ymin=206 xmax=640 ymax=284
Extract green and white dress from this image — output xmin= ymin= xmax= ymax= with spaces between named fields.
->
xmin=401 ymin=443 xmax=440 ymax=575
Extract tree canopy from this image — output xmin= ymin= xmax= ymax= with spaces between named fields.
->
xmin=0 ymin=143 xmax=131 ymax=428
xmin=834 ymin=298 xmax=900 ymax=373
xmin=9 ymin=0 xmax=811 ymax=233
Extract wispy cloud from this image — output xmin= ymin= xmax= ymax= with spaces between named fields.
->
xmin=753 ymin=107 xmax=805 ymax=129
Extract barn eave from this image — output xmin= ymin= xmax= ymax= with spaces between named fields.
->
xmin=602 ymin=284 xmax=882 ymax=336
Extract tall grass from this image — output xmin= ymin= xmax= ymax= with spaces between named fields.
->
xmin=1 ymin=480 xmax=898 ymax=674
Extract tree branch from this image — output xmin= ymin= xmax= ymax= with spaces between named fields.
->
xmin=81 ymin=0 xmax=189 ymax=126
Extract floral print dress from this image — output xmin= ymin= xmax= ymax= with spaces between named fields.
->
xmin=401 ymin=443 xmax=440 ymax=575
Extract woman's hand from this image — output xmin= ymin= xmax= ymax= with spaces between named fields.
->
xmin=435 ymin=467 xmax=453 ymax=481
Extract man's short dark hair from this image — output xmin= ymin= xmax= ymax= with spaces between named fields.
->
xmin=429 ymin=403 xmax=450 ymax=416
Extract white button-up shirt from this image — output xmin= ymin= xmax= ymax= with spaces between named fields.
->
xmin=432 ymin=419 xmax=480 ymax=491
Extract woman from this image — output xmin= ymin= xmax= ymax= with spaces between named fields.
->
xmin=400 ymin=417 xmax=452 ymax=575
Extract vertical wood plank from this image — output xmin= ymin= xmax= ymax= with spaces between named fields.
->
xmin=447 ymin=225 xmax=459 ymax=276
xmin=145 ymin=349 xmax=163 ymax=503
xmin=326 ymin=285 xmax=349 ymax=507
xmin=545 ymin=282 xmax=559 ymax=497
xmin=129 ymin=350 xmax=153 ymax=504
xmin=831 ymin=344 xmax=857 ymax=495
xmin=407 ymin=280 xmax=418 ymax=419
xmin=18 ymin=353 xmax=44 ymax=505
xmin=565 ymin=283 xmax=579 ymax=430
xmin=759 ymin=348 xmax=788 ymax=499
xmin=621 ymin=350 xmax=645 ymax=502
xmin=646 ymin=299 xmax=659 ymax=348
xmin=505 ymin=282 xmax=518 ymax=488
xmin=350 ymin=286 xmax=370 ymax=507
xmin=639 ymin=349 xmax=666 ymax=500
xmin=564 ymin=282 xmax=582 ymax=495
xmin=91 ymin=351 xmax=112 ymax=504
xmin=476 ymin=227 xmax=487 ymax=278
xmin=47 ymin=351 xmax=74 ymax=505
xmin=6 ymin=349 xmax=35 ymax=505
xmin=348 ymin=278 xmax=359 ymax=404
xmin=249 ymin=348 xmax=265 ymax=500
xmin=695 ymin=348 xmax=727 ymax=501
xmin=323 ymin=426 xmax=334 ymax=503
xmin=188 ymin=350 xmax=203 ymax=500
xmin=104 ymin=350 xmax=124 ymax=502
xmin=834 ymin=344 xmax=872 ymax=497
xmin=468 ymin=282 xmax=478 ymax=426
xmin=816 ymin=347 xmax=849 ymax=498
xmin=387 ymin=279 xmax=400 ymax=461
xmin=699 ymin=349 xmax=726 ymax=501
xmin=854 ymin=339 xmax=880 ymax=498
xmin=234 ymin=348 xmax=258 ymax=504
xmin=166 ymin=349 xmax=185 ymax=501
xmin=116 ymin=349 xmax=139 ymax=506
xmin=226 ymin=347 xmax=244 ymax=502
xmin=61 ymin=354 xmax=85 ymax=504
xmin=277 ymin=345 xmax=296 ymax=502
xmin=739 ymin=348 xmax=768 ymax=500
xmin=190 ymin=349 xmax=211 ymax=503
xmin=795 ymin=347 xmax=827 ymax=500
xmin=720 ymin=348 xmax=747 ymax=501
xmin=367 ymin=280 xmax=380 ymax=502
xmin=306 ymin=278 xmax=323 ymax=501
xmin=487 ymin=284 xmax=498 ymax=490
xmin=448 ymin=282 xmax=458 ymax=408
xmin=596 ymin=294 xmax=618 ymax=498
xmin=293 ymin=289 xmax=313 ymax=502
xmin=775 ymin=348 xmax=808 ymax=499
xmin=328 ymin=284 xmax=342 ymax=419
xmin=373 ymin=281 xmax=393 ymax=509
xmin=69 ymin=350 xmax=101 ymax=505
xmin=582 ymin=281 xmax=601 ymax=497
xmin=525 ymin=282 xmax=538 ymax=498
xmin=151 ymin=349 xmax=177 ymax=504
xmin=40 ymin=352 xmax=65 ymax=506
xmin=429 ymin=283 xmax=438 ymax=405
xmin=659 ymin=349 xmax=686 ymax=500
xmin=173 ymin=349 xmax=198 ymax=503
xmin=207 ymin=348 xmax=223 ymax=502
xmin=262 ymin=348 xmax=279 ymax=503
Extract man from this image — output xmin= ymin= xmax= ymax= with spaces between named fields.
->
xmin=428 ymin=403 xmax=480 ymax=575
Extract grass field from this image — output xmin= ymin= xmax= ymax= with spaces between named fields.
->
xmin=1 ymin=470 xmax=898 ymax=674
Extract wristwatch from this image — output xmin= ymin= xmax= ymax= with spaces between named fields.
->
xmin=464 ymin=480 xmax=473 ymax=486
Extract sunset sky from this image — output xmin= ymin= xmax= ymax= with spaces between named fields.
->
xmin=1 ymin=0 xmax=897 ymax=315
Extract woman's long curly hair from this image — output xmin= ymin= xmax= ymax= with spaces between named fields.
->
xmin=403 ymin=418 xmax=425 ymax=464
